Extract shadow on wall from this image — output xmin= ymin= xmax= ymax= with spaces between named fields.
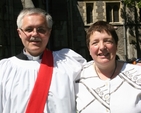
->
xmin=48 ymin=0 xmax=89 ymax=60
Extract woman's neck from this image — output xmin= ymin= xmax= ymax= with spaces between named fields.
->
xmin=94 ymin=61 xmax=117 ymax=80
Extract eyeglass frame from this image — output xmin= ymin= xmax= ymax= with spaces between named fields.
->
xmin=19 ymin=27 xmax=49 ymax=34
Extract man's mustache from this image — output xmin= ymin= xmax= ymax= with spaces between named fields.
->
xmin=30 ymin=37 xmax=42 ymax=42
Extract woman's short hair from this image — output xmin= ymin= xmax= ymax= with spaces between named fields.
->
xmin=86 ymin=20 xmax=119 ymax=48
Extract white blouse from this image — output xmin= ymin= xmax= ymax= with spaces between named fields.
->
xmin=0 ymin=49 xmax=86 ymax=113
xmin=75 ymin=61 xmax=141 ymax=113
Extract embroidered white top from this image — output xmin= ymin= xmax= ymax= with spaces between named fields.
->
xmin=0 ymin=49 xmax=86 ymax=113
xmin=75 ymin=61 xmax=141 ymax=113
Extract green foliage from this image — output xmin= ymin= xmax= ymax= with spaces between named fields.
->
xmin=124 ymin=0 xmax=141 ymax=8
xmin=137 ymin=1 xmax=141 ymax=8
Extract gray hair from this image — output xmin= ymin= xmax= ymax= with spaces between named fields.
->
xmin=16 ymin=8 xmax=53 ymax=29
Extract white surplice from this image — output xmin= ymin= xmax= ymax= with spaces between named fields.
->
xmin=0 ymin=49 xmax=86 ymax=113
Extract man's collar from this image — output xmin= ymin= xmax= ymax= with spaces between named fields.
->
xmin=16 ymin=49 xmax=42 ymax=60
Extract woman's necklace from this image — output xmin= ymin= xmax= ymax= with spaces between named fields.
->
xmin=110 ymin=61 xmax=117 ymax=79
xmin=95 ymin=61 xmax=117 ymax=79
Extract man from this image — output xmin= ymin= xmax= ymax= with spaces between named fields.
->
xmin=0 ymin=8 xmax=86 ymax=113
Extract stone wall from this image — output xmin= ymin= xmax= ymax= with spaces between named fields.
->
xmin=77 ymin=0 xmax=141 ymax=61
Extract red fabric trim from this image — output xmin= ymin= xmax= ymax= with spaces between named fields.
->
xmin=25 ymin=49 xmax=53 ymax=113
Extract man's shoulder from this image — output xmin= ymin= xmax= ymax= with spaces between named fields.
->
xmin=0 ymin=56 xmax=17 ymax=65
xmin=53 ymin=48 xmax=84 ymax=59
xmin=0 ymin=56 xmax=14 ymax=61
xmin=52 ymin=48 xmax=86 ymax=65
xmin=53 ymin=48 xmax=76 ymax=54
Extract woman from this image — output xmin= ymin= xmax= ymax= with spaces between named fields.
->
xmin=75 ymin=21 xmax=141 ymax=113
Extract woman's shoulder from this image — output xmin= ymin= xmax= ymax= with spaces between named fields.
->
xmin=83 ymin=60 xmax=94 ymax=68
xmin=123 ymin=62 xmax=141 ymax=68
xmin=119 ymin=62 xmax=141 ymax=88
xmin=81 ymin=60 xmax=95 ymax=74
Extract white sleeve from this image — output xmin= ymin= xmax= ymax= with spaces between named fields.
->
xmin=53 ymin=48 xmax=86 ymax=80
xmin=0 ymin=58 xmax=12 ymax=113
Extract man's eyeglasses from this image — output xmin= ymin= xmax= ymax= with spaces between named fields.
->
xmin=20 ymin=27 xmax=48 ymax=34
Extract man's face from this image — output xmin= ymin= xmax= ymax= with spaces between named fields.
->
xmin=17 ymin=14 xmax=51 ymax=56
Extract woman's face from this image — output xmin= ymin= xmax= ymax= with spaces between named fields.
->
xmin=89 ymin=30 xmax=117 ymax=65
xmin=17 ymin=14 xmax=51 ymax=56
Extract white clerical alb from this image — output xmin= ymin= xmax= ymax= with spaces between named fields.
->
xmin=0 ymin=48 xmax=86 ymax=113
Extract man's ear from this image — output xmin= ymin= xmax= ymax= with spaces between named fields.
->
xmin=17 ymin=28 xmax=20 ymax=34
xmin=48 ymin=29 xmax=52 ymax=35
xmin=17 ymin=29 xmax=22 ymax=39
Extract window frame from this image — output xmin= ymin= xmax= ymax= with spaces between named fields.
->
xmin=106 ymin=2 xmax=121 ymax=23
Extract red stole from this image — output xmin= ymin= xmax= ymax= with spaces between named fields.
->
xmin=25 ymin=49 xmax=53 ymax=113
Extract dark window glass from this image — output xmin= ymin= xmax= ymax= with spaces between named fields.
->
xmin=106 ymin=5 xmax=112 ymax=22
xmin=113 ymin=5 xmax=119 ymax=22
xmin=106 ymin=2 xmax=120 ymax=22
xmin=86 ymin=3 xmax=93 ymax=24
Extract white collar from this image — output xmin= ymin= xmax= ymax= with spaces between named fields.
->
xmin=23 ymin=49 xmax=42 ymax=60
